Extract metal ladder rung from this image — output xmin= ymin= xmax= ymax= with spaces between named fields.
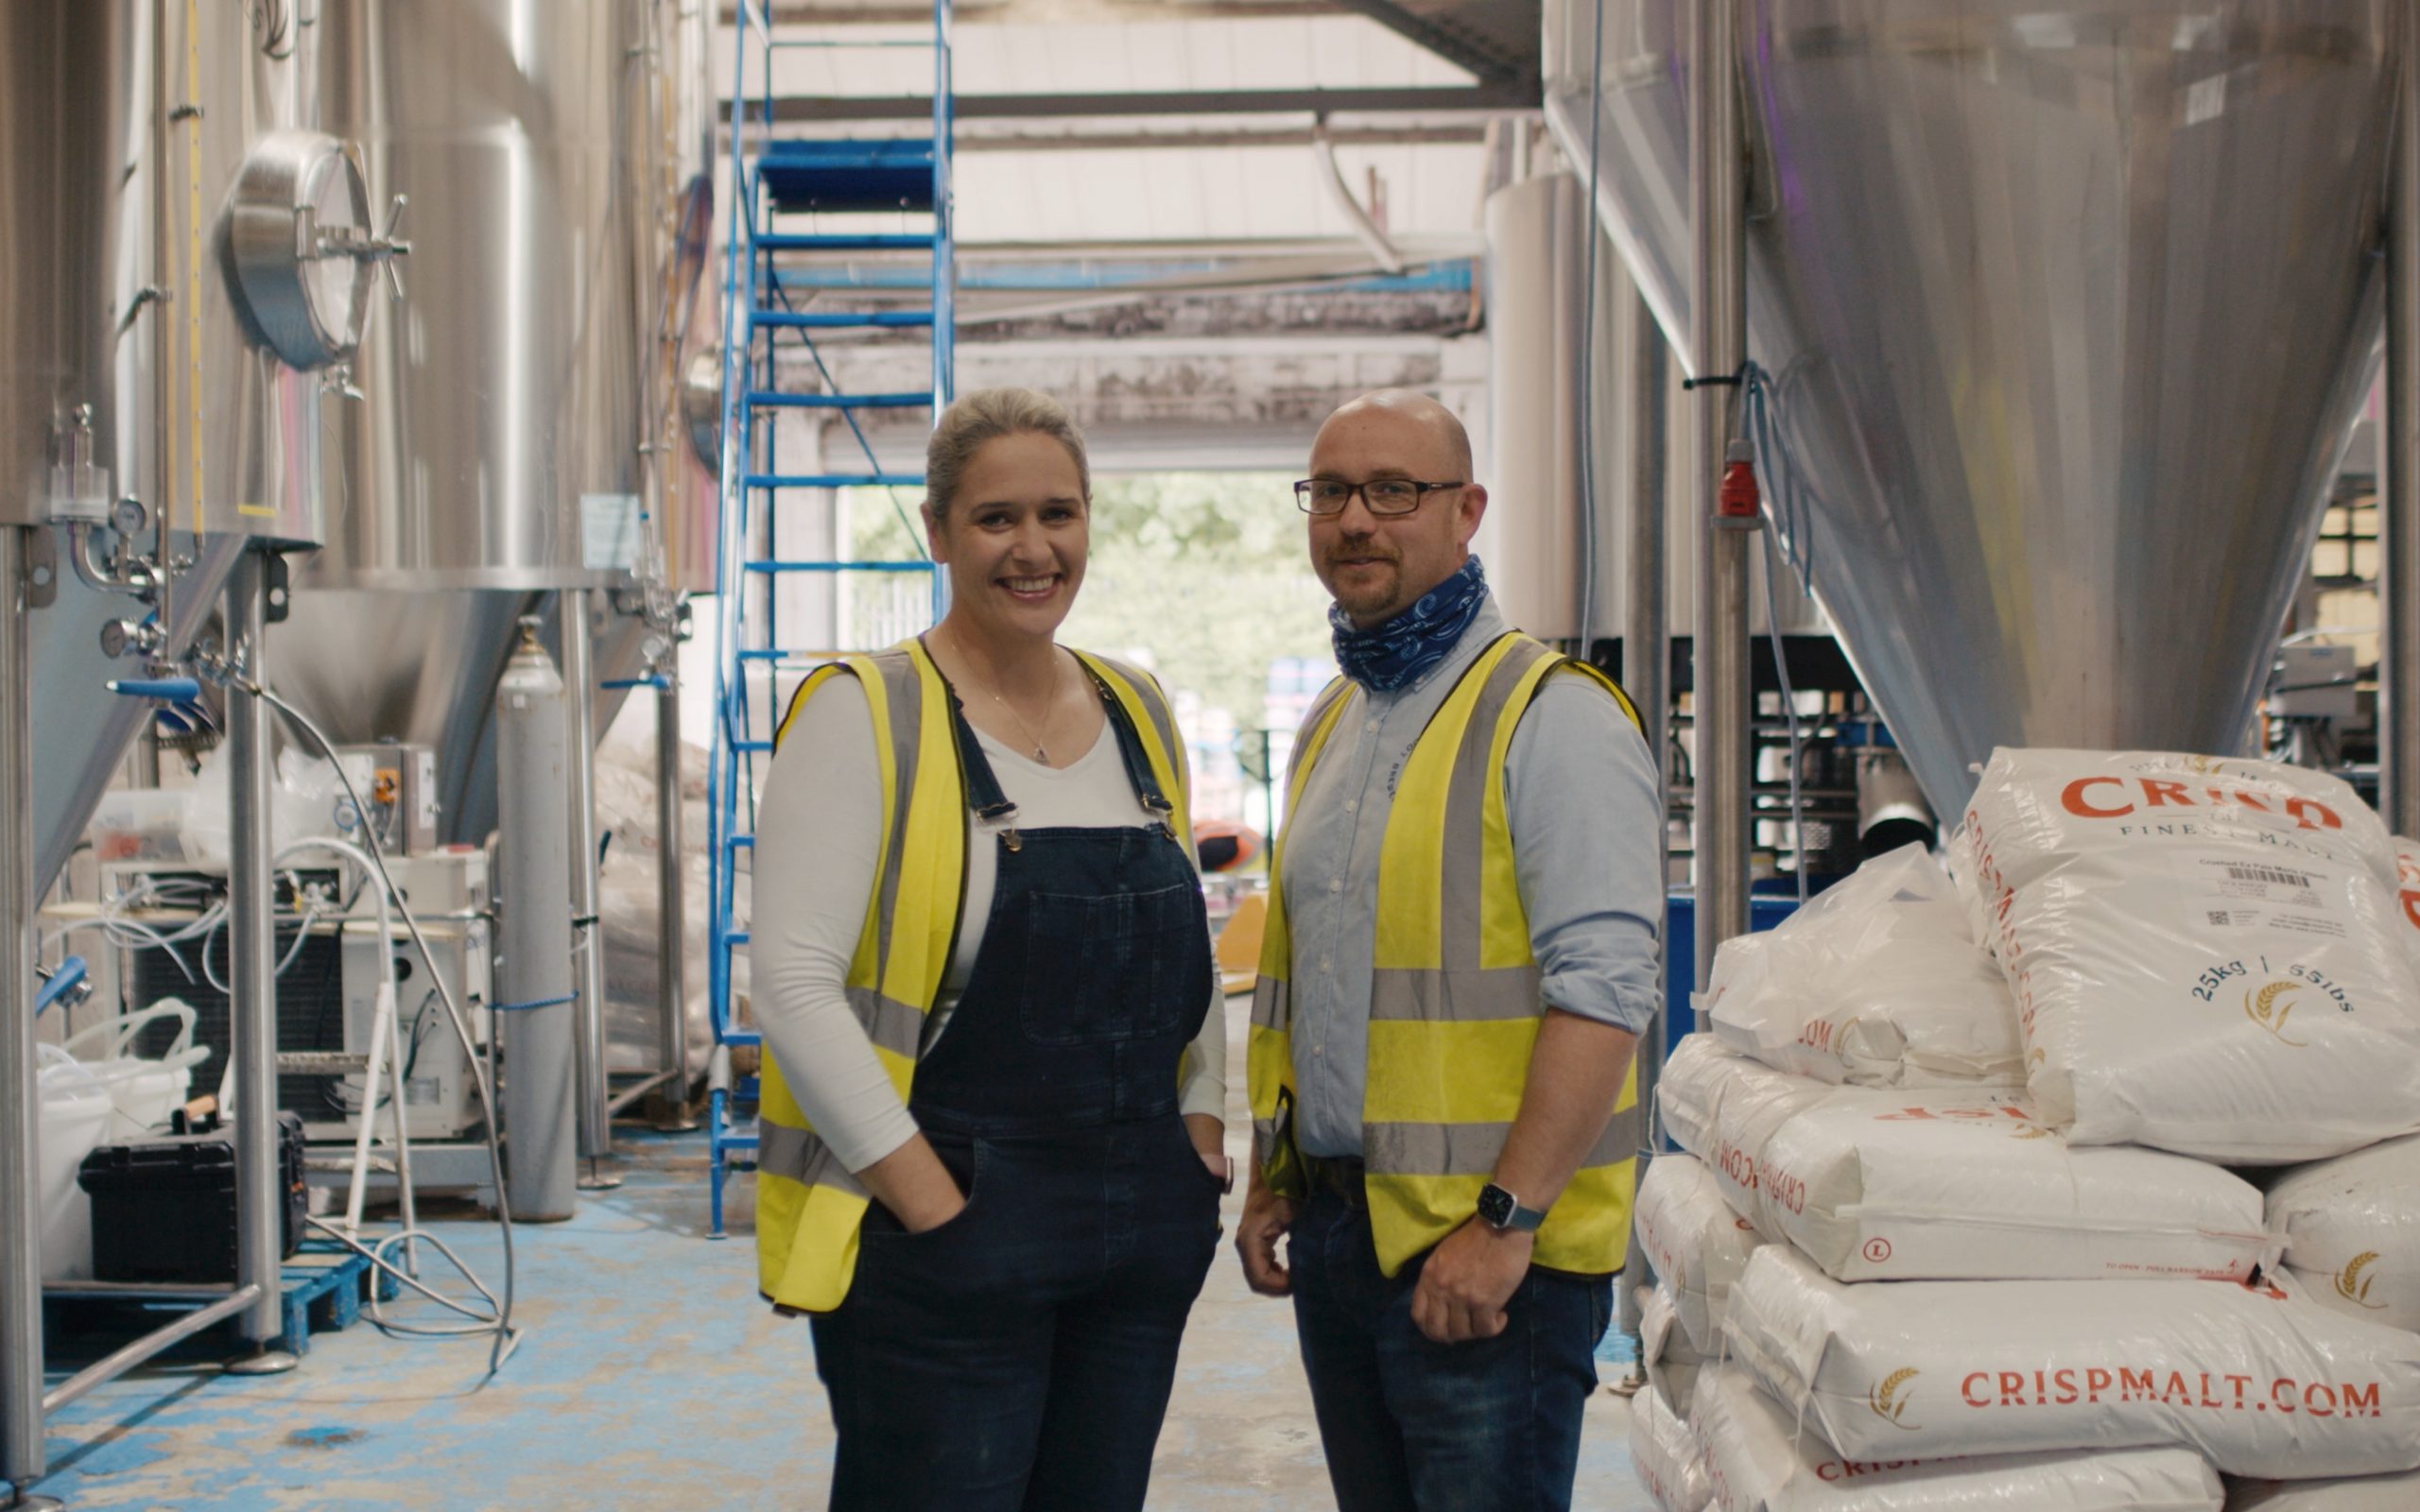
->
xmin=755 ymin=232 xmax=939 ymax=252
xmin=741 ymin=558 xmax=938 ymax=575
xmin=745 ymin=389 xmax=933 ymax=411
xmin=753 ymin=309 xmax=934 ymax=330
xmin=742 ymin=472 xmax=924 ymax=490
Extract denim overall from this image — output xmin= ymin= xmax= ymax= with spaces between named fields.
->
xmin=809 ymin=674 xmax=1223 ymax=1512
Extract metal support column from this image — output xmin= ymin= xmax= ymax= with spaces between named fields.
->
xmin=2386 ymin=3 xmax=2420 ymax=836
xmin=1624 ymin=276 xmax=1672 ymax=1056
xmin=223 ymin=549 xmax=296 ymax=1375
xmin=650 ymin=675 xmax=695 ymax=1128
xmin=1 ymin=525 xmax=61 ymax=1508
xmin=561 ymin=589 xmax=616 ymax=1184
xmin=1688 ymin=0 xmax=1750 ymax=1014
xmin=1613 ymin=277 xmax=1673 ymax=1386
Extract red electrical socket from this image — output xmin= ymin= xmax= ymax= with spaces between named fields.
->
xmin=1718 ymin=447 xmax=1761 ymax=521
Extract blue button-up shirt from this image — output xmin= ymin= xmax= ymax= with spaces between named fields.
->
xmin=1280 ymin=594 xmax=1666 ymax=1159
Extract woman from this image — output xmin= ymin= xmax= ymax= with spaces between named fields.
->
xmin=752 ymin=387 xmax=1230 ymax=1511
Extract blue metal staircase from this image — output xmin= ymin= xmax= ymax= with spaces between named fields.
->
xmin=706 ymin=1 xmax=957 ymax=1238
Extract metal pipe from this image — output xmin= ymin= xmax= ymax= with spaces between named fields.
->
xmin=1310 ymin=121 xmax=1407 ymax=275
xmin=1688 ymin=0 xmax=1750 ymax=1010
xmin=41 ymin=1284 xmax=262 ymax=1416
xmin=561 ymin=589 xmax=613 ymax=1173
xmin=652 ymin=674 xmax=693 ymax=1126
xmin=610 ymin=1067 xmax=681 ymax=1117
xmin=2386 ymin=3 xmax=2420 ymax=835
xmin=1 ymin=527 xmax=49 ymax=1497
xmin=1615 ymin=275 xmax=1674 ymax=1378
xmin=1623 ymin=274 xmax=1672 ymax=1093
xmin=223 ymin=550 xmax=294 ymax=1368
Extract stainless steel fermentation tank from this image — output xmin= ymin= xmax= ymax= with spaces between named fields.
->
xmin=7 ymin=0 xmax=378 ymax=890
xmin=274 ymin=0 xmax=717 ymax=847
xmin=1543 ymin=2 xmax=2401 ymax=818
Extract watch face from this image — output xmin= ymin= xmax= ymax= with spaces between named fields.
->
xmin=1477 ymin=1184 xmax=1513 ymax=1229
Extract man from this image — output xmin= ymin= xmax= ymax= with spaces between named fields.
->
xmin=1237 ymin=390 xmax=1663 ymax=1512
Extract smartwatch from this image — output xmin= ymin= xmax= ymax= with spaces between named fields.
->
xmin=1477 ymin=1182 xmax=1546 ymax=1233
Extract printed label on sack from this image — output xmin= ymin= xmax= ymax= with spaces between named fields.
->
xmin=1952 ymin=1366 xmax=2384 ymax=1418
xmin=2175 ymin=849 xmax=2350 ymax=940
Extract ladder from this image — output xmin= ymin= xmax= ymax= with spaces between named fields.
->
xmin=706 ymin=0 xmax=957 ymax=1238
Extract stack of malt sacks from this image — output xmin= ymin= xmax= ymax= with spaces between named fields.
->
xmin=1627 ymin=751 xmax=2420 ymax=1511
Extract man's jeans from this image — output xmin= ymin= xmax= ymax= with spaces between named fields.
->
xmin=1288 ymin=1184 xmax=1612 ymax=1512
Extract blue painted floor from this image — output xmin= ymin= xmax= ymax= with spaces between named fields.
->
xmin=19 ymin=1005 xmax=1656 ymax=1510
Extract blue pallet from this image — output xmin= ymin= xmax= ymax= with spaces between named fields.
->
xmin=43 ymin=1240 xmax=401 ymax=1361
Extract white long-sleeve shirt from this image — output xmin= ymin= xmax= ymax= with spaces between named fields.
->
xmin=751 ymin=673 xmax=1227 ymax=1173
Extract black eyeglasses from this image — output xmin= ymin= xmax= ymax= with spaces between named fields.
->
xmin=1293 ymin=477 xmax=1463 ymax=517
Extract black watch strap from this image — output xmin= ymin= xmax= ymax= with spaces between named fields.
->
xmin=1478 ymin=1181 xmax=1546 ymax=1233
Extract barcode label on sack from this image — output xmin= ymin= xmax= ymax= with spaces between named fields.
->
xmin=2228 ymin=864 xmax=2317 ymax=888
xmin=2178 ymin=852 xmax=2344 ymax=939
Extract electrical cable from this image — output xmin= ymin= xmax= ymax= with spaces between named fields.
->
xmin=247 ymin=681 xmax=522 ymax=1376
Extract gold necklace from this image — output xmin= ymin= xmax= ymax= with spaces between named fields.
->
xmin=987 ymin=680 xmax=1058 ymax=763
xmin=944 ymin=628 xmax=1061 ymax=761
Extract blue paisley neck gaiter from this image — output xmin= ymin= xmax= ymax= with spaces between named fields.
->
xmin=1330 ymin=554 xmax=1490 ymax=693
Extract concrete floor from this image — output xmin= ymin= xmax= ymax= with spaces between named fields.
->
xmin=19 ymin=1001 xmax=1657 ymax=1511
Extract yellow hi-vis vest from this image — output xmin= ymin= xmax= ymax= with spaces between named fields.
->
xmin=1248 ymin=630 xmax=1646 ymax=1279
xmin=753 ymin=638 xmax=1193 ymax=1313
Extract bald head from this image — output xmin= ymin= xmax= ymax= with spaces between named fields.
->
xmin=1304 ymin=389 xmax=1490 ymax=627
xmin=1314 ymin=389 xmax=1475 ymax=484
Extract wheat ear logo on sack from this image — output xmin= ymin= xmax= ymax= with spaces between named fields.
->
xmin=2337 ymin=1251 xmax=2390 ymax=1310
xmin=2243 ymin=981 xmax=2309 ymax=1047
xmin=1869 ymin=1368 xmax=1921 ymax=1430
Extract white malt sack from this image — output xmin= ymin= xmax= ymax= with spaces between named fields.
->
xmin=1634 ymin=1372 xmax=1713 ymax=1512
xmin=1963 ymin=749 xmax=2396 ymax=893
xmin=2225 ymin=1468 xmax=2420 ymax=1508
xmin=2266 ymin=1134 xmax=2420 ymax=1333
xmin=1642 ymin=1280 xmax=1706 ymax=1408
xmin=2391 ymin=838 xmax=2420 ymax=975
xmin=1658 ymin=1037 xmax=1833 ymax=1239
xmin=1963 ymin=747 xmax=2420 ymax=1162
xmin=1722 ymin=1245 xmax=2420 ymax=1478
xmin=1692 ymin=1364 xmax=2223 ymax=1512
xmin=1943 ymin=824 xmax=1997 ymax=960
xmin=1637 ymin=1152 xmax=1767 ymax=1352
xmin=1707 ymin=845 xmax=2024 ymax=1088
xmin=1756 ymin=1086 xmax=2270 ymax=1283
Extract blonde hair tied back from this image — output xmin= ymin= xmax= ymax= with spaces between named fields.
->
xmin=925 ymin=387 xmax=1092 ymax=521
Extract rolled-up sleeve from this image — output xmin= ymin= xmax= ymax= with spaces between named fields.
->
xmin=1502 ymin=674 xmax=1665 ymax=1035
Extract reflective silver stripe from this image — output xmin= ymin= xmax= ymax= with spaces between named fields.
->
xmin=758 ymin=1121 xmax=871 ymax=1196
xmin=1438 ymin=638 xmax=1548 ymax=973
xmin=1091 ymin=654 xmax=1182 ymax=778
xmin=1364 ymin=1116 xmax=1635 ymax=1178
xmin=1250 ymin=973 xmax=1291 ymax=1030
xmin=868 ymin=650 xmax=923 ymax=988
xmin=844 ymin=986 xmax=926 ymax=1059
xmin=1369 ymin=965 xmax=1543 ymax=1022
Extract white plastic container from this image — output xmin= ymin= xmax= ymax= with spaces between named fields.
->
xmin=37 ymin=1051 xmax=113 ymax=1282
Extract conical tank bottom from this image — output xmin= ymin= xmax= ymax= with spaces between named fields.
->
xmin=1549 ymin=3 xmax=2395 ymax=814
